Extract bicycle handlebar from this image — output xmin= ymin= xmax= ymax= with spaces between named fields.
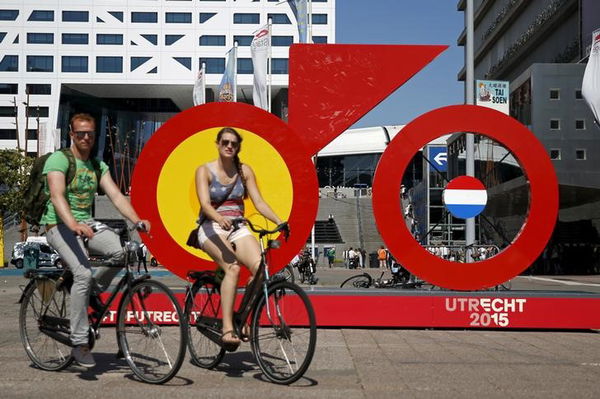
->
xmin=230 ymin=217 xmax=289 ymax=239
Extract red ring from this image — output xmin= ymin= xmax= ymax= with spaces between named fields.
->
xmin=372 ymin=105 xmax=558 ymax=290
xmin=131 ymin=103 xmax=319 ymax=280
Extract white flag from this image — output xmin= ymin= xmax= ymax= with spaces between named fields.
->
xmin=193 ymin=68 xmax=205 ymax=106
xmin=582 ymin=28 xmax=600 ymax=125
xmin=251 ymin=25 xmax=270 ymax=110
xmin=218 ymin=48 xmax=236 ymax=102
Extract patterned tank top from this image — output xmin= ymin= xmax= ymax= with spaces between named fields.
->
xmin=207 ymin=165 xmax=245 ymax=218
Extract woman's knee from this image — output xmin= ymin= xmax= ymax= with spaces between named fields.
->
xmin=107 ymin=249 xmax=126 ymax=266
xmin=223 ymin=262 xmax=241 ymax=277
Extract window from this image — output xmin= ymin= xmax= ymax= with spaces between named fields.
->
xmin=271 ymin=58 xmax=288 ymax=74
xmin=62 ymin=11 xmax=89 ymax=22
xmin=234 ymin=13 xmax=260 ymax=24
xmin=549 ymin=89 xmax=560 ymax=100
xmin=132 ymin=12 xmax=158 ymax=23
xmin=97 ymin=34 xmax=123 ymax=45
xmin=28 ymin=10 xmax=54 ymax=21
xmin=173 ymin=57 xmax=191 ymax=70
xmin=166 ymin=12 xmax=192 ymax=23
xmin=27 ymin=33 xmax=54 ymax=44
xmin=549 ymin=149 xmax=561 ymax=160
xmin=108 ymin=11 xmax=123 ymax=22
xmin=312 ymin=36 xmax=327 ymax=43
xmin=0 ymin=84 xmax=18 ymax=94
xmin=575 ymin=89 xmax=583 ymax=99
xmin=575 ymin=149 xmax=586 ymax=160
xmin=131 ymin=57 xmax=151 ymax=71
xmin=165 ymin=35 xmax=183 ymax=46
xmin=312 ymin=14 xmax=328 ymax=24
xmin=200 ymin=13 xmax=216 ymax=23
xmin=96 ymin=56 xmax=123 ymax=73
xmin=26 ymin=106 xmax=49 ymax=117
xmin=62 ymin=33 xmax=88 ymax=44
xmin=62 ymin=56 xmax=88 ymax=72
xmin=272 ymin=36 xmax=293 ymax=46
xmin=0 ymin=10 xmax=19 ymax=21
xmin=237 ymin=58 xmax=253 ymax=74
xmin=199 ymin=35 xmax=226 ymax=46
xmin=26 ymin=129 xmax=37 ymax=140
xmin=575 ymin=119 xmax=585 ymax=130
xmin=0 ymin=32 xmax=6 ymax=43
xmin=0 ymin=107 xmax=17 ymax=117
xmin=0 ymin=55 xmax=18 ymax=72
xmin=13 ymin=35 xmax=19 ymax=44
xmin=141 ymin=34 xmax=158 ymax=45
xmin=233 ymin=35 xmax=253 ymax=46
xmin=0 ymin=129 xmax=17 ymax=139
xmin=26 ymin=84 xmax=51 ymax=95
xmin=550 ymin=119 xmax=560 ymax=130
xmin=199 ymin=58 xmax=225 ymax=74
xmin=267 ymin=14 xmax=291 ymax=24
xmin=27 ymin=56 xmax=53 ymax=72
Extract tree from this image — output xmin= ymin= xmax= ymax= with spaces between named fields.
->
xmin=0 ymin=150 xmax=34 ymax=264
xmin=0 ymin=149 xmax=33 ymax=216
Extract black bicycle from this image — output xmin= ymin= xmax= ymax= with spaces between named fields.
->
xmin=340 ymin=262 xmax=431 ymax=289
xmin=184 ymin=218 xmax=317 ymax=385
xmin=18 ymin=222 xmax=186 ymax=384
xmin=295 ymin=250 xmax=318 ymax=285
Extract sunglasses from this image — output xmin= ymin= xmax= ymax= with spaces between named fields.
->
xmin=219 ymin=139 xmax=239 ymax=148
xmin=73 ymin=130 xmax=96 ymax=139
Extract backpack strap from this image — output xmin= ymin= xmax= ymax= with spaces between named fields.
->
xmin=59 ymin=148 xmax=104 ymax=195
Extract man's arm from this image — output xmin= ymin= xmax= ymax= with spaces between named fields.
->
xmin=47 ymin=171 xmax=94 ymax=238
xmin=99 ymin=173 xmax=151 ymax=231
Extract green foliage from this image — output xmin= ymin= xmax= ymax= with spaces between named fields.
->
xmin=0 ymin=149 xmax=34 ymax=216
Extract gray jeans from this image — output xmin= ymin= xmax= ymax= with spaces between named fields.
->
xmin=46 ymin=221 xmax=125 ymax=346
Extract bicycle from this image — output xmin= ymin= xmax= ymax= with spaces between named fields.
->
xmin=18 ymin=222 xmax=187 ymax=384
xmin=184 ymin=218 xmax=317 ymax=385
xmin=273 ymin=263 xmax=295 ymax=283
xmin=295 ymin=250 xmax=318 ymax=285
xmin=340 ymin=262 xmax=432 ymax=289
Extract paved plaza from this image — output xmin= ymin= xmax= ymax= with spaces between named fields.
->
xmin=1 ymin=269 xmax=600 ymax=398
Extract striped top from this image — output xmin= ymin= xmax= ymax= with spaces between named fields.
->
xmin=207 ymin=165 xmax=245 ymax=218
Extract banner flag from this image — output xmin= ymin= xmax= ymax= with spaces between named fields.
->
xmin=192 ymin=67 xmax=205 ymax=106
xmin=251 ymin=25 xmax=270 ymax=110
xmin=288 ymin=0 xmax=308 ymax=43
xmin=582 ymin=28 xmax=600 ymax=125
xmin=218 ymin=48 xmax=236 ymax=102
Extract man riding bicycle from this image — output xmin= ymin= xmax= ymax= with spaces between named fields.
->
xmin=42 ymin=113 xmax=150 ymax=368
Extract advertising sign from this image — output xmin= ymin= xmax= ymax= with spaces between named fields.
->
xmin=476 ymin=80 xmax=509 ymax=114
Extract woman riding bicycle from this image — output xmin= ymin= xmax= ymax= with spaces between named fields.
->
xmin=195 ymin=127 xmax=283 ymax=349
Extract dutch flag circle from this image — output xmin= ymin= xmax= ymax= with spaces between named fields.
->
xmin=442 ymin=176 xmax=488 ymax=219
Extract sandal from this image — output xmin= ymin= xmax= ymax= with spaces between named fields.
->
xmin=240 ymin=324 xmax=251 ymax=342
xmin=221 ymin=330 xmax=241 ymax=352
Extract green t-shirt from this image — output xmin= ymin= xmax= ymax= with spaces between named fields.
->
xmin=40 ymin=151 xmax=109 ymax=225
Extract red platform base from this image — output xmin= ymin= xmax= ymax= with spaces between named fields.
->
xmin=97 ymin=289 xmax=600 ymax=330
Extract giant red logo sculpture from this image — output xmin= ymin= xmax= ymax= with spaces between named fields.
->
xmin=132 ymin=44 xmax=558 ymax=290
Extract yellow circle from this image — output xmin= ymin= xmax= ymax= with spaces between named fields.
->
xmin=156 ymin=127 xmax=293 ymax=258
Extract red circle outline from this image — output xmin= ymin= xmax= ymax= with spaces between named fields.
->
xmin=372 ymin=105 xmax=558 ymax=290
xmin=131 ymin=103 xmax=319 ymax=280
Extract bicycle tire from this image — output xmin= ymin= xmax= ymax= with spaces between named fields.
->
xmin=340 ymin=273 xmax=372 ymax=288
xmin=251 ymin=281 xmax=317 ymax=385
xmin=19 ymin=278 xmax=74 ymax=371
xmin=185 ymin=280 xmax=226 ymax=369
xmin=116 ymin=279 xmax=186 ymax=384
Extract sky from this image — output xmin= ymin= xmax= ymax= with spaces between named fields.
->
xmin=335 ymin=0 xmax=465 ymax=128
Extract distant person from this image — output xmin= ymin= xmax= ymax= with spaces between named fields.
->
xmin=327 ymin=247 xmax=335 ymax=268
xmin=137 ymin=242 xmax=148 ymax=274
xmin=377 ymin=245 xmax=388 ymax=269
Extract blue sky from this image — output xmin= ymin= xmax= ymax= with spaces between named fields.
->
xmin=335 ymin=0 xmax=465 ymax=127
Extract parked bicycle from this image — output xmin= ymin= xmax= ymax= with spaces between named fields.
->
xmin=340 ymin=261 xmax=431 ymax=289
xmin=294 ymin=250 xmax=318 ymax=285
xmin=184 ymin=218 xmax=317 ymax=385
xmin=18 ymin=222 xmax=186 ymax=384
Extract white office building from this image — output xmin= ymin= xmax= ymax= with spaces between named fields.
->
xmin=0 ymin=0 xmax=335 ymax=160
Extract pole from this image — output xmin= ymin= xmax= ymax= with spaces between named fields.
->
xmin=233 ymin=42 xmax=238 ymax=102
xmin=268 ymin=18 xmax=272 ymax=113
xmin=201 ymin=62 xmax=206 ymax=105
xmin=24 ymin=92 xmax=30 ymax=155
xmin=36 ymin=107 xmax=40 ymax=156
xmin=308 ymin=0 xmax=313 ymax=42
xmin=465 ymin=0 xmax=476 ymax=258
xmin=12 ymin=96 xmax=20 ymax=150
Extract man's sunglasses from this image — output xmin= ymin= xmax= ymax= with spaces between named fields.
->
xmin=73 ymin=131 xmax=96 ymax=139
xmin=219 ymin=139 xmax=239 ymax=148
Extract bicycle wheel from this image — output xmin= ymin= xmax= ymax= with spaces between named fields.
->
xmin=185 ymin=280 xmax=225 ymax=369
xmin=251 ymin=281 xmax=317 ymax=385
xmin=340 ymin=274 xmax=372 ymax=288
xmin=117 ymin=279 xmax=186 ymax=384
xmin=19 ymin=278 xmax=73 ymax=371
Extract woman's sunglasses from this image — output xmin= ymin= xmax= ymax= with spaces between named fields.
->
xmin=219 ymin=139 xmax=239 ymax=148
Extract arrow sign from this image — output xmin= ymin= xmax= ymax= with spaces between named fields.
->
xmin=428 ymin=146 xmax=448 ymax=172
